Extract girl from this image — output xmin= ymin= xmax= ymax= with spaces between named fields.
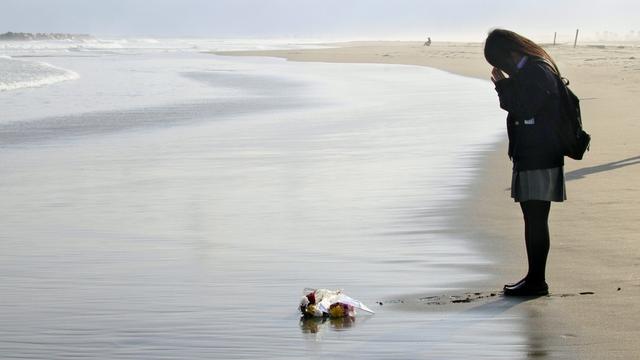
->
xmin=484 ymin=29 xmax=566 ymax=296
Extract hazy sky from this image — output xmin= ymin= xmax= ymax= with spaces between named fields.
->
xmin=2 ymin=0 xmax=639 ymax=41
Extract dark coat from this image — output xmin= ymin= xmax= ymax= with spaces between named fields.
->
xmin=494 ymin=58 xmax=564 ymax=171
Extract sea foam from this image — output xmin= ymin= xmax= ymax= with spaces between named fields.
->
xmin=0 ymin=56 xmax=79 ymax=91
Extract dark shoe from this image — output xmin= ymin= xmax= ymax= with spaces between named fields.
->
xmin=503 ymin=280 xmax=549 ymax=297
xmin=503 ymin=276 xmax=527 ymax=290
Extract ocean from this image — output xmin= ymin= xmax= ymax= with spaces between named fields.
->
xmin=0 ymin=38 xmax=530 ymax=359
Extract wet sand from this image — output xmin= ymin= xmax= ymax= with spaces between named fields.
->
xmin=1 ymin=51 xmax=529 ymax=359
xmin=217 ymin=41 xmax=640 ymax=359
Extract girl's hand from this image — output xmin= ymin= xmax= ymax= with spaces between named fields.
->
xmin=491 ymin=67 xmax=506 ymax=83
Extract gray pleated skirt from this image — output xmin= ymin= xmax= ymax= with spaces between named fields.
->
xmin=511 ymin=166 xmax=567 ymax=202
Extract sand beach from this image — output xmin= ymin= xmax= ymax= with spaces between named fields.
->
xmin=218 ymin=41 xmax=640 ymax=358
xmin=2 ymin=36 xmax=638 ymax=358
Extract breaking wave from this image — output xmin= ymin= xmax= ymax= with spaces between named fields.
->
xmin=0 ymin=55 xmax=79 ymax=91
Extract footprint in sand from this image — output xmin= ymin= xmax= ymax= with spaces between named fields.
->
xmin=379 ymin=291 xmax=596 ymax=306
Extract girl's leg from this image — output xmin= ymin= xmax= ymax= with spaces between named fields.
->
xmin=520 ymin=200 xmax=551 ymax=283
xmin=504 ymin=206 xmax=531 ymax=288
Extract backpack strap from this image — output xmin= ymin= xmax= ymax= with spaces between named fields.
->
xmin=529 ymin=57 xmax=569 ymax=86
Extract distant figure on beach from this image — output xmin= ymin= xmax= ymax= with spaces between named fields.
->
xmin=484 ymin=29 xmax=567 ymax=296
xmin=423 ymin=37 xmax=432 ymax=46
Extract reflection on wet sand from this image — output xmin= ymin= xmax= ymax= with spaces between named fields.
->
xmin=461 ymin=295 xmax=565 ymax=359
xmin=372 ymin=291 xmax=562 ymax=358
xmin=468 ymin=292 xmax=598 ymax=359
xmin=300 ymin=316 xmax=356 ymax=334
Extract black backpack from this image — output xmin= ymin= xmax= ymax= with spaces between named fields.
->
xmin=554 ymin=77 xmax=591 ymax=160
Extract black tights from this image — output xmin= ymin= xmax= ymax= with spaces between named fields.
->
xmin=520 ymin=200 xmax=551 ymax=283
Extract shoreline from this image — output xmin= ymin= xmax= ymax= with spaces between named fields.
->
xmin=215 ymin=41 xmax=640 ymax=358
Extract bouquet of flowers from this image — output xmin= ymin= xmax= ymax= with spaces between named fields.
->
xmin=299 ymin=288 xmax=375 ymax=318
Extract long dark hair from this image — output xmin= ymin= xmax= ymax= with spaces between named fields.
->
xmin=484 ymin=29 xmax=560 ymax=75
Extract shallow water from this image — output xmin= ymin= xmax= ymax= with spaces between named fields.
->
xmin=0 ymin=46 xmax=536 ymax=359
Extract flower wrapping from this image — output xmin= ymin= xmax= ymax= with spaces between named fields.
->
xmin=299 ymin=288 xmax=374 ymax=318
